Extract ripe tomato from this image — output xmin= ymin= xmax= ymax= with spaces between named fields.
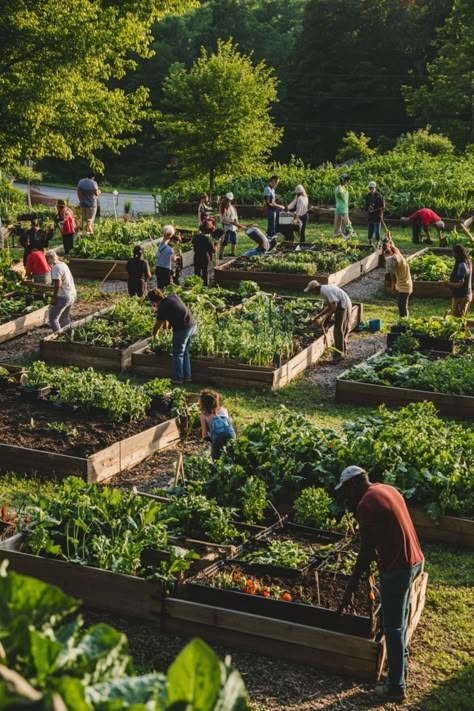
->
xmin=368 ymin=590 xmax=376 ymax=602
xmin=281 ymin=592 xmax=292 ymax=602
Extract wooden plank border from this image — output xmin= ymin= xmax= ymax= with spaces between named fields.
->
xmin=214 ymin=251 xmax=379 ymax=290
xmin=0 ymin=417 xmax=180 ymax=483
xmin=408 ymin=508 xmax=474 ymax=548
xmin=0 ymin=303 xmax=49 ymax=344
xmin=132 ymin=304 xmax=362 ymax=390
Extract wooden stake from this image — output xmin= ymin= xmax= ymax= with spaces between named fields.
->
xmin=314 ymin=570 xmax=321 ymax=606
xmin=99 ymin=262 xmax=117 ymax=287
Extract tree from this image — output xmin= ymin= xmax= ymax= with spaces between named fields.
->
xmin=0 ymin=0 xmax=190 ymax=170
xmin=157 ymin=39 xmax=282 ymax=193
xmin=336 ymin=132 xmax=376 ymax=163
xmin=403 ymin=0 xmax=474 ymax=147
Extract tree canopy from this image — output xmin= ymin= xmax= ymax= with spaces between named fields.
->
xmin=0 ymin=0 xmax=191 ymax=170
xmin=157 ymin=39 xmax=282 ymax=193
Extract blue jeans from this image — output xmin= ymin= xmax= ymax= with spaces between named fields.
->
xmin=172 ymin=324 xmax=197 ymax=381
xmin=243 ymin=248 xmax=264 ymax=257
xmin=267 ymin=208 xmax=278 ymax=238
xmin=49 ymin=296 xmax=75 ymax=332
xmin=368 ymin=223 xmax=381 ymax=243
xmin=379 ymin=561 xmax=423 ymax=692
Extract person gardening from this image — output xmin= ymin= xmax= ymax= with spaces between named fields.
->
xmin=287 ymin=184 xmax=309 ymax=243
xmin=304 ymin=280 xmax=352 ymax=357
xmin=126 ymin=244 xmax=152 ymax=298
xmin=364 ymin=181 xmax=385 ymax=248
xmin=243 ymin=225 xmax=269 ymax=257
xmin=382 ymin=241 xmax=413 ymax=317
xmin=334 ymin=173 xmax=350 ymax=237
xmin=192 ymin=222 xmax=216 ymax=286
xmin=264 ymin=175 xmax=284 ymax=248
xmin=25 ymin=246 xmax=52 ymax=285
xmin=335 ymin=465 xmax=424 ymax=702
xmin=445 ymin=244 xmax=472 ymax=317
xmin=199 ymin=389 xmax=235 ymax=460
xmin=401 ymin=208 xmax=447 ymax=246
xmin=156 ymin=225 xmax=179 ymax=288
xmin=45 ymin=250 xmax=77 ymax=332
xmin=148 ymin=288 xmax=197 ymax=385
xmin=54 ymin=199 xmax=76 ymax=255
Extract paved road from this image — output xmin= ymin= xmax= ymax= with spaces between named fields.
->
xmin=14 ymin=182 xmax=158 ymax=216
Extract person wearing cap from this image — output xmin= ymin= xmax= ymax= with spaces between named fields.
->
xmin=156 ymin=225 xmax=179 ymax=289
xmin=218 ymin=193 xmax=245 ymax=258
xmin=192 ymin=222 xmax=216 ymax=286
xmin=243 ymin=225 xmax=270 ymax=257
xmin=382 ymin=240 xmax=413 ymax=317
xmin=304 ymin=280 xmax=352 ymax=357
xmin=334 ymin=174 xmax=350 ymax=237
xmin=364 ymin=181 xmax=385 ymax=248
xmin=54 ymin=199 xmax=76 ymax=255
xmin=287 ymin=185 xmax=309 ymax=243
xmin=335 ymin=465 xmax=424 ymax=702
xmin=264 ymin=175 xmax=284 ymax=246
xmin=126 ymin=244 xmax=152 ymax=298
xmin=45 ymin=250 xmax=77 ymax=332
xmin=401 ymin=208 xmax=447 ymax=246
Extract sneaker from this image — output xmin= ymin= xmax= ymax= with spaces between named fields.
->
xmin=374 ymin=684 xmax=406 ymax=702
xmin=171 ymin=379 xmax=184 ymax=385
xmin=268 ymin=237 xmax=278 ymax=251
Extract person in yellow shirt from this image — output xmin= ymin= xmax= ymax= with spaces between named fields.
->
xmin=383 ymin=241 xmax=413 ymax=317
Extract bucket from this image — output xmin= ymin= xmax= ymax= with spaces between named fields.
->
xmin=368 ymin=319 xmax=381 ymax=333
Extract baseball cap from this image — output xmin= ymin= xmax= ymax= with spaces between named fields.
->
xmin=334 ymin=465 xmax=366 ymax=490
xmin=435 ymin=220 xmax=445 ymax=230
xmin=294 ymin=184 xmax=305 ymax=194
xmin=340 ymin=173 xmax=350 ymax=182
xmin=368 ymin=181 xmax=376 ymax=188
xmin=304 ymin=279 xmax=320 ymax=292
xmin=225 ymin=192 xmax=234 ymax=200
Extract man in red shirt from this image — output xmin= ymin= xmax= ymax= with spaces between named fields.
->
xmin=336 ymin=465 xmax=424 ymax=702
xmin=401 ymin=208 xmax=447 ymax=246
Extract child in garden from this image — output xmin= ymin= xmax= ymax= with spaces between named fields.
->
xmin=55 ymin=199 xmax=76 ymax=255
xmin=199 ymin=389 xmax=235 ymax=460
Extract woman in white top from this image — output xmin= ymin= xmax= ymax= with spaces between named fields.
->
xmin=287 ymin=184 xmax=309 ymax=243
xmin=218 ymin=192 xmax=245 ymax=258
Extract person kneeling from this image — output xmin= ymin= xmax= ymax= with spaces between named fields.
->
xmin=199 ymin=389 xmax=235 ymax=460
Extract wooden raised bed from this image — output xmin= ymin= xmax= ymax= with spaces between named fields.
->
xmin=335 ymin=350 xmax=474 ymax=418
xmin=214 ymin=251 xmax=380 ymax=290
xmin=40 ymin=307 xmax=150 ymax=371
xmin=132 ymin=303 xmax=362 ymax=390
xmin=386 ymin=330 xmax=456 ymax=353
xmin=0 ymin=294 xmax=49 ymax=344
xmin=166 ymin=569 xmax=427 ymax=682
xmin=0 ymin=416 xmax=180 ymax=482
xmin=408 ymin=507 xmax=474 ymax=548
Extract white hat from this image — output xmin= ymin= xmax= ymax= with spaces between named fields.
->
xmin=304 ymin=279 xmax=320 ymax=292
xmin=225 ymin=192 xmax=234 ymax=200
xmin=435 ymin=220 xmax=445 ymax=230
xmin=368 ymin=181 xmax=376 ymax=188
xmin=294 ymin=184 xmax=305 ymax=194
xmin=335 ymin=465 xmax=366 ymax=490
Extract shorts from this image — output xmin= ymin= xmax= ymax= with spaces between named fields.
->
xmin=221 ymin=230 xmax=237 ymax=246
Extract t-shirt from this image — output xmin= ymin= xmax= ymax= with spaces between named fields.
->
xmin=156 ymin=294 xmax=196 ymax=331
xmin=335 ymin=185 xmax=349 ymax=215
xmin=198 ymin=203 xmax=212 ymax=227
xmin=364 ymin=191 xmax=385 ymax=224
xmin=450 ymin=261 xmax=472 ymax=298
xmin=192 ymin=233 xmax=215 ymax=263
xmin=392 ymin=253 xmax=413 ymax=293
xmin=409 ymin=208 xmax=441 ymax=226
xmin=222 ymin=205 xmax=238 ymax=233
xmin=356 ymin=483 xmax=424 ymax=573
xmin=320 ymin=284 xmax=352 ymax=310
xmin=156 ymin=242 xmax=174 ymax=269
xmin=264 ymin=185 xmax=276 ymax=209
xmin=126 ymin=257 xmax=149 ymax=283
xmin=51 ymin=261 xmax=77 ymax=300
xmin=77 ymin=178 xmax=99 ymax=208
xmin=25 ymin=250 xmax=50 ymax=275
xmin=245 ymin=227 xmax=269 ymax=251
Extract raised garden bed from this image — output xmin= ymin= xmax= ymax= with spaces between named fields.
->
xmin=214 ymin=248 xmax=379 ymax=290
xmin=0 ymin=292 xmax=49 ymax=343
xmin=132 ymin=302 xmax=363 ymax=389
xmin=386 ymin=317 xmax=472 ymax=353
xmin=336 ymin=349 xmax=474 ymax=418
xmin=0 ymin=381 xmax=180 ymax=481
xmin=385 ymin=248 xmax=452 ymax=298
xmin=408 ymin=507 xmax=474 ymax=548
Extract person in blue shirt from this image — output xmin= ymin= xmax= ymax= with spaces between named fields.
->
xmin=199 ymin=389 xmax=235 ymax=460
xmin=156 ymin=225 xmax=178 ymax=288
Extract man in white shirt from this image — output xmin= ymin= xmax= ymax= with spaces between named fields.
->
xmin=304 ymin=279 xmax=353 ymax=357
xmin=46 ymin=250 xmax=77 ymax=332
xmin=264 ymin=175 xmax=284 ymax=246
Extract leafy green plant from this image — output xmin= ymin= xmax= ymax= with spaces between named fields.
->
xmin=242 ymin=539 xmax=310 ymax=568
xmin=0 ymin=293 xmax=46 ymax=325
xmin=391 ymin=331 xmax=420 ymax=354
xmin=396 ymin=316 xmax=471 ymax=341
xmin=293 ymin=487 xmax=337 ymax=530
xmin=0 ymin=561 xmax=249 ymax=709
xmin=240 ymin=476 xmax=268 ymax=523
xmin=410 ymin=253 xmax=452 ymax=281
xmin=47 ymin=421 xmax=79 ymax=439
